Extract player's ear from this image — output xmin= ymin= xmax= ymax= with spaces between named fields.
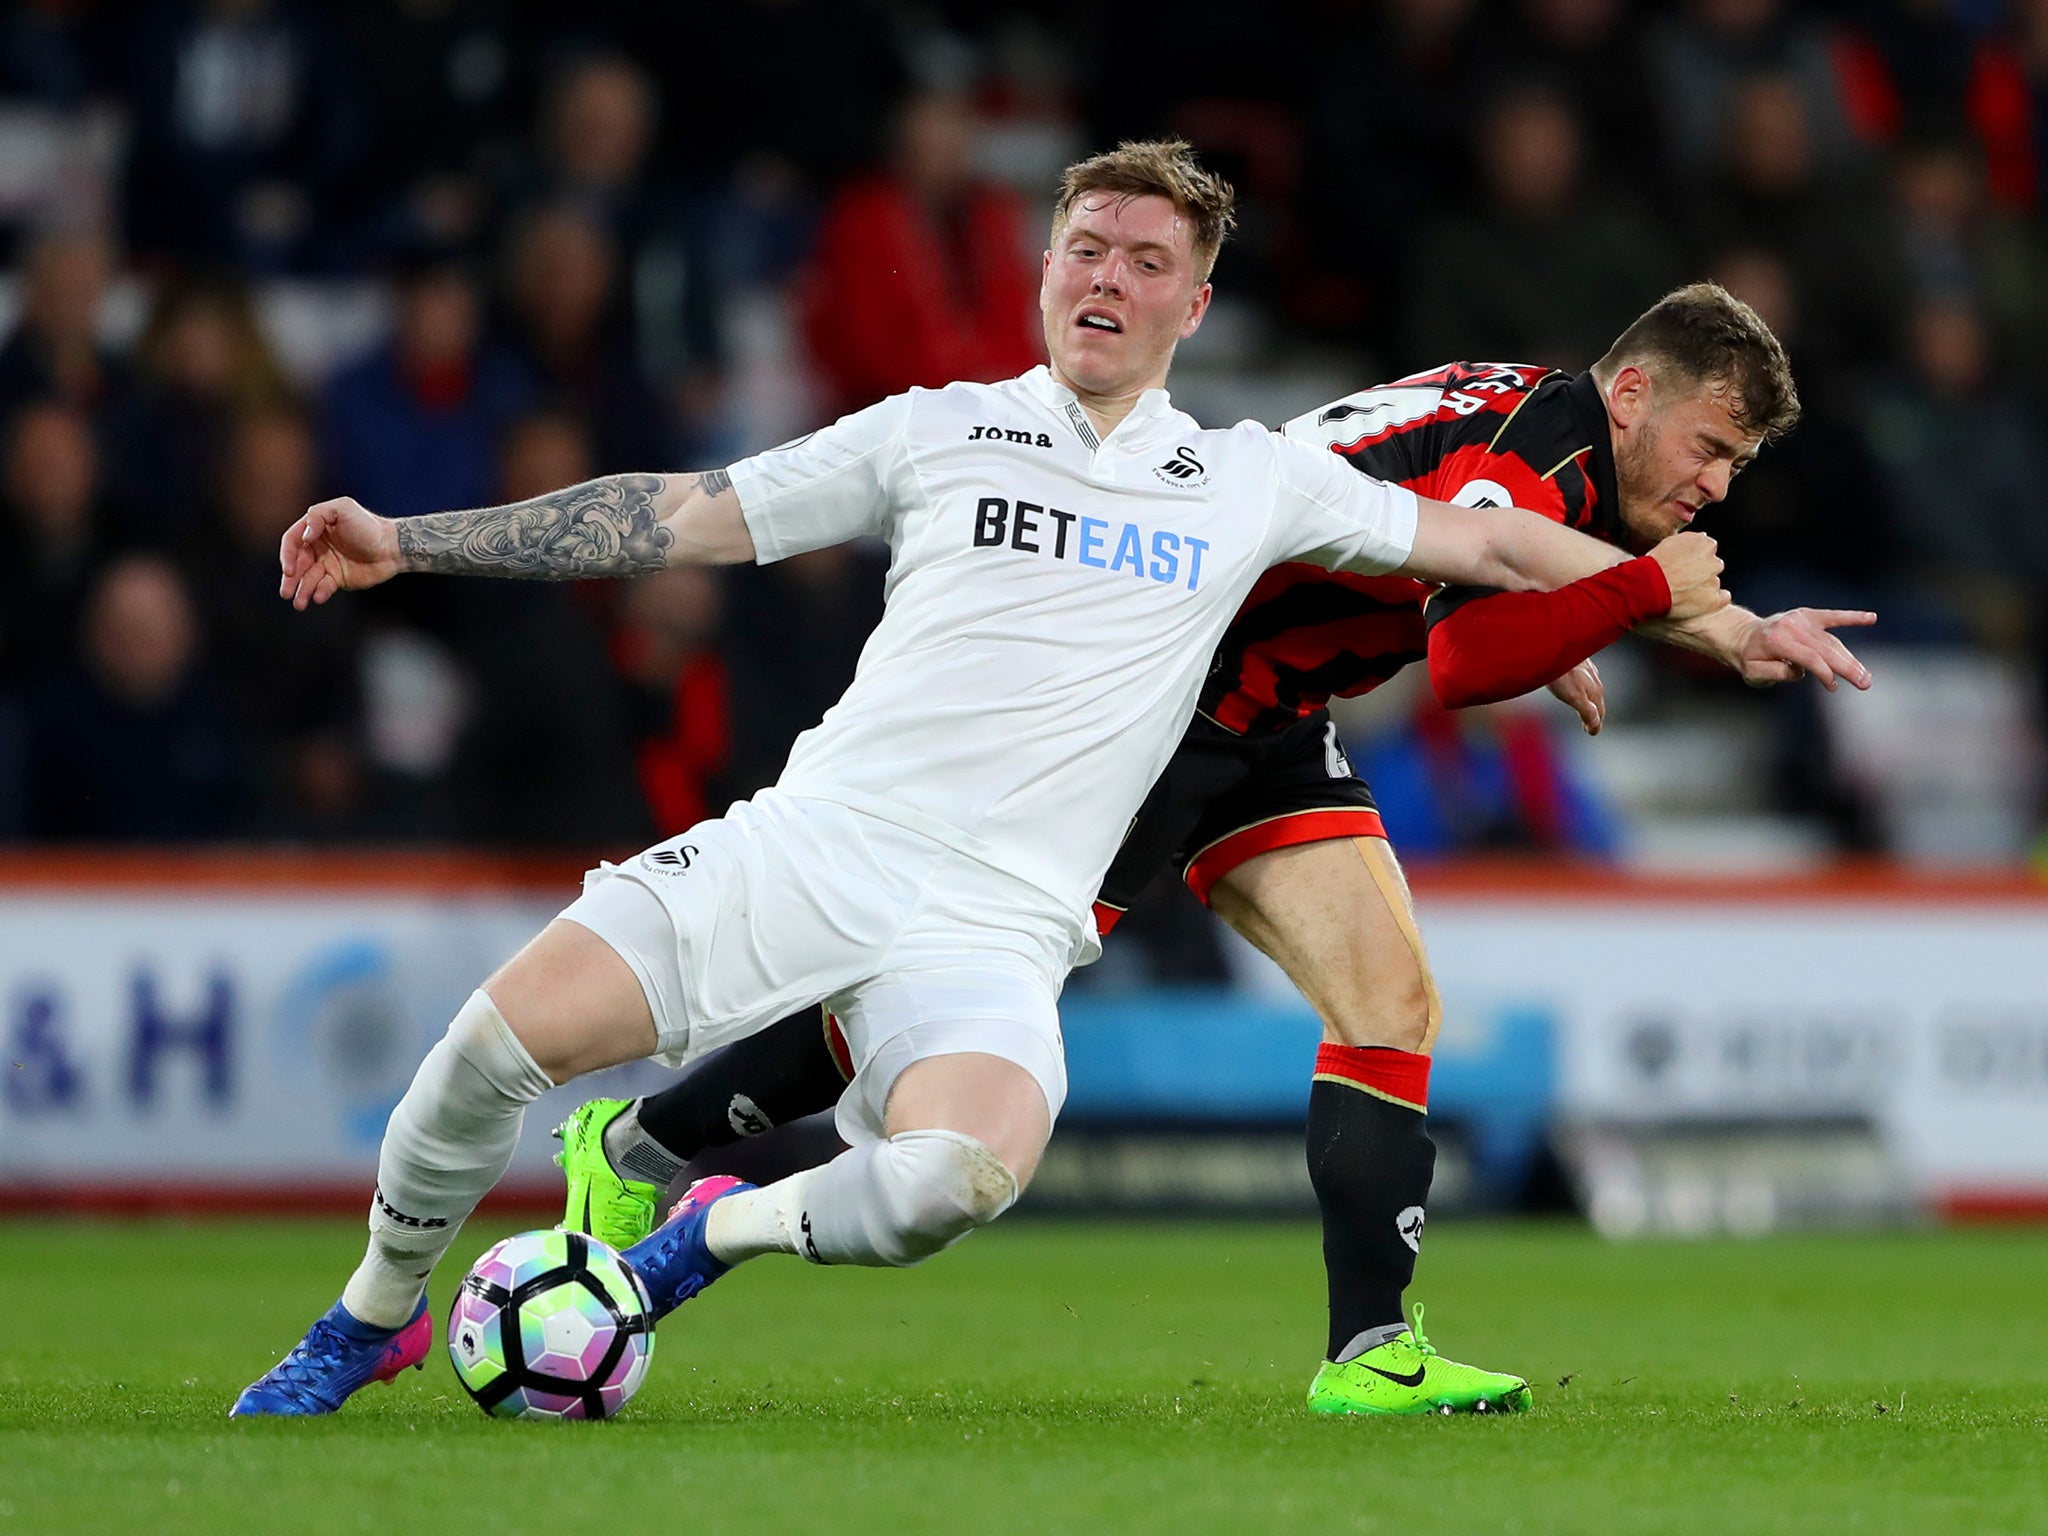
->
xmin=1607 ymin=364 xmax=1651 ymax=428
xmin=1180 ymin=281 xmax=1212 ymax=339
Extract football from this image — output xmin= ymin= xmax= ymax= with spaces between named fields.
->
xmin=446 ymin=1229 xmax=656 ymax=1420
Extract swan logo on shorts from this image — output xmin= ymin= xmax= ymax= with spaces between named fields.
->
xmin=643 ymin=845 xmax=700 ymax=873
xmin=1396 ymin=1205 xmax=1426 ymax=1253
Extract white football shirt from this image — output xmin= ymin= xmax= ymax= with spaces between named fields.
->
xmin=727 ymin=365 xmax=1417 ymax=946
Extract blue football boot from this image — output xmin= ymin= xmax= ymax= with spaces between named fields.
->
xmin=621 ymin=1175 xmax=755 ymax=1321
xmin=229 ymin=1295 xmax=433 ymax=1417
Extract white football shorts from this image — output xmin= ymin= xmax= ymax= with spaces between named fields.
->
xmin=557 ymin=789 xmax=1076 ymax=1143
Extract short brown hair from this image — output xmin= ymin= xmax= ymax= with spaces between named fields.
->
xmin=1594 ymin=282 xmax=1801 ymax=441
xmin=1051 ymin=139 xmax=1237 ymax=282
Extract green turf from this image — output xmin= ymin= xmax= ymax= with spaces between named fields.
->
xmin=2 ymin=1218 xmax=2045 ymax=1536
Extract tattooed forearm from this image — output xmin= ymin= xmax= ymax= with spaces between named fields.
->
xmin=394 ymin=474 xmax=676 ymax=580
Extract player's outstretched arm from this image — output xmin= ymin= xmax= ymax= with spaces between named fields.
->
xmin=1642 ymin=602 xmax=1876 ymax=692
xmin=1401 ymin=499 xmax=1730 ymax=619
xmin=278 ymin=471 xmax=753 ymax=609
xmin=1426 ymin=534 xmax=1721 ymax=714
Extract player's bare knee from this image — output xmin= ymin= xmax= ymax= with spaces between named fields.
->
xmin=1325 ymin=957 xmax=1435 ymax=1055
xmin=883 ymin=1053 xmax=1052 ymax=1187
xmin=479 ymin=920 xmax=658 ymax=1083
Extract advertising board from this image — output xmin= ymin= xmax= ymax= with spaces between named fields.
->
xmin=4 ymin=858 xmax=2044 ymax=1216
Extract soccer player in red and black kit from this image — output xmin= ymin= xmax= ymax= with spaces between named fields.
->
xmin=556 ymin=283 xmax=1874 ymax=1414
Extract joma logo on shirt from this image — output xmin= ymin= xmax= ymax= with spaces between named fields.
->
xmin=973 ymin=495 xmax=1209 ymax=590
xmin=968 ymin=425 xmax=1055 ymax=447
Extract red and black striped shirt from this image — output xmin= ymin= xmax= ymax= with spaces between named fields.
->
xmin=1200 ymin=364 xmax=1625 ymax=735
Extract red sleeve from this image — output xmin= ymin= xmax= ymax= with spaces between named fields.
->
xmin=1428 ymin=557 xmax=1671 ymax=709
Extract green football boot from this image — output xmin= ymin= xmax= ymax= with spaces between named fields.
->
xmin=554 ymin=1098 xmax=662 ymax=1252
xmin=1306 ymin=1304 xmax=1532 ymax=1417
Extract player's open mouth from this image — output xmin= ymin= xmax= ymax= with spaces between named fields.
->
xmin=1076 ymin=309 xmax=1123 ymax=334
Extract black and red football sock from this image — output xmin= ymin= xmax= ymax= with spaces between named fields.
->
xmin=630 ymin=1006 xmax=851 ymax=1163
xmin=1305 ymin=1042 xmax=1437 ymax=1361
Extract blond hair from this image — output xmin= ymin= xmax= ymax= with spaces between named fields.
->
xmin=1051 ymin=139 xmax=1237 ymax=282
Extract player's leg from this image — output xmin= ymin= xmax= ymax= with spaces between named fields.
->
xmin=1206 ymin=833 xmax=1439 ymax=1345
xmin=635 ymin=1006 xmax=852 ymax=1155
xmin=621 ymin=1049 xmax=1049 ymax=1315
xmin=784 ymin=1050 xmax=1044 ymax=1262
xmin=231 ymin=916 xmax=657 ymax=1416
xmin=585 ymin=728 xmax=1229 ymax=1273
xmin=726 ymin=1051 xmax=1043 ymax=1259
xmin=556 ymin=1006 xmax=851 ymax=1249
xmin=345 ymin=919 xmax=659 ymax=1322
xmin=1179 ymin=716 xmax=1434 ymax=1359
xmin=621 ymin=901 xmax=1067 ymax=1319
xmin=1206 ymin=831 xmax=1528 ymax=1413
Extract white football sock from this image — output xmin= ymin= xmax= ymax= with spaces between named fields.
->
xmin=340 ymin=990 xmax=554 ymax=1327
xmin=706 ymin=1129 xmax=1018 ymax=1269
xmin=703 ymin=1167 xmax=819 ymax=1264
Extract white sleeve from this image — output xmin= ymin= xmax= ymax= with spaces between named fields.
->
xmin=727 ymin=393 xmax=912 ymax=563
xmin=1265 ymin=433 xmax=1419 ymax=574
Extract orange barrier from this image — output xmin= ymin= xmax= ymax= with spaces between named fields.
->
xmin=0 ymin=848 xmax=2043 ymax=903
xmin=0 ymin=847 xmax=597 ymax=894
xmin=1404 ymin=857 xmax=2048 ymax=906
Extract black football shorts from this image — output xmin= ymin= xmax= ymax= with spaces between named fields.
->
xmin=1093 ymin=708 xmax=1385 ymax=933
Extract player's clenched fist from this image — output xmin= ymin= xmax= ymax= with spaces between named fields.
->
xmin=1648 ymin=530 xmax=1728 ymax=621
xmin=279 ymin=496 xmax=402 ymax=609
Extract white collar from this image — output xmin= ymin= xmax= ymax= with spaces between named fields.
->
xmin=1019 ymin=365 xmax=1178 ymax=439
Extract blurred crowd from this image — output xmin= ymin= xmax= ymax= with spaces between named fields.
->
xmin=0 ymin=0 xmax=2045 ymax=877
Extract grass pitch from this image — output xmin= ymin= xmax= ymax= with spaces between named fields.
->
xmin=1 ymin=1217 xmax=2044 ymax=1536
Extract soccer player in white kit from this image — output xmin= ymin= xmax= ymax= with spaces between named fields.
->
xmin=234 ymin=142 xmax=1727 ymax=1415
